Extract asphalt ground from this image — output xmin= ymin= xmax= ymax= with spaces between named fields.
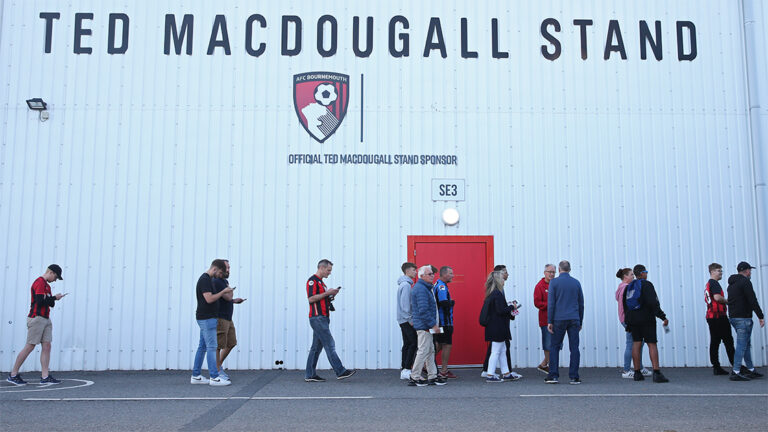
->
xmin=1 ymin=367 xmax=766 ymax=431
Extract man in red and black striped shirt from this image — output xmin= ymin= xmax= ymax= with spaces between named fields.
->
xmin=304 ymin=259 xmax=356 ymax=382
xmin=7 ymin=265 xmax=67 ymax=386
xmin=705 ymin=262 xmax=735 ymax=375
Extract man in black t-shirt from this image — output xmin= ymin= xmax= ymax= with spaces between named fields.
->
xmin=214 ymin=260 xmax=245 ymax=381
xmin=623 ymin=264 xmax=670 ymax=383
xmin=191 ymin=259 xmax=232 ymax=386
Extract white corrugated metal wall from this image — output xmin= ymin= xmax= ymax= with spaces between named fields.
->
xmin=1 ymin=0 xmax=765 ymax=372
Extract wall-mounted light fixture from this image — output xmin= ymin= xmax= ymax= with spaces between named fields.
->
xmin=26 ymin=98 xmax=49 ymax=122
xmin=442 ymin=208 xmax=460 ymax=226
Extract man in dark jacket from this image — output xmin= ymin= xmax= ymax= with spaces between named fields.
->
xmin=624 ymin=264 xmax=669 ymax=383
xmin=727 ymin=262 xmax=765 ymax=381
xmin=408 ymin=265 xmax=446 ymax=386
xmin=545 ymin=260 xmax=584 ymax=385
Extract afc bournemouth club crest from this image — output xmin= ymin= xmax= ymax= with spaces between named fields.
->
xmin=294 ymin=72 xmax=349 ymax=143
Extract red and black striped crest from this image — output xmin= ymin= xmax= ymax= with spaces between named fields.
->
xmin=293 ymin=72 xmax=349 ymax=143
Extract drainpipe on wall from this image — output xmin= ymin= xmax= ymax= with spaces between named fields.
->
xmin=742 ymin=0 xmax=768 ymax=361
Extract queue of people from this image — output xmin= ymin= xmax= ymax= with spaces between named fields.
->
xmin=392 ymin=259 xmax=764 ymax=387
xmin=4 ymin=259 xmax=763 ymax=387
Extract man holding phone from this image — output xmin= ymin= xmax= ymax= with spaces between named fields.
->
xmin=7 ymin=265 xmax=66 ymax=386
xmin=213 ymin=260 xmax=246 ymax=381
xmin=304 ymin=259 xmax=356 ymax=382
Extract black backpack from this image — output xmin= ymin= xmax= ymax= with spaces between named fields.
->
xmin=479 ymin=296 xmax=491 ymax=327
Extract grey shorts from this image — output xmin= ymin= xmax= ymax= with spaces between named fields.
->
xmin=26 ymin=316 xmax=53 ymax=345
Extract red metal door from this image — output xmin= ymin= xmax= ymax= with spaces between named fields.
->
xmin=407 ymin=236 xmax=494 ymax=366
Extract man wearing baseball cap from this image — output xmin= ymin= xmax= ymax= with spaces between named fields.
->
xmin=6 ymin=265 xmax=67 ymax=386
xmin=727 ymin=261 xmax=765 ymax=381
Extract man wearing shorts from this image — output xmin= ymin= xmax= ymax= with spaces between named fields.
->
xmin=623 ymin=264 xmax=670 ymax=383
xmin=7 ymin=265 xmax=66 ymax=386
xmin=434 ymin=266 xmax=457 ymax=379
xmin=214 ymin=260 xmax=245 ymax=381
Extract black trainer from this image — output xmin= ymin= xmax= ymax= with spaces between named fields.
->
xmin=430 ymin=377 xmax=447 ymax=386
xmin=415 ymin=379 xmax=429 ymax=387
xmin=6 ymin=374 xmax=27 ymax=386
xmin=744 ymin=369 xmax=763 ymax=379
xmin=40 ymin=375 xmax=61 ymax=384
xmin=730 ymin=371 xmax=751 ymax=381
xmin=407 ymin=378 xmax=419 ymax=386
xmin=337 ymin=369 xmax=357 ymax=380
xmin=652 ymin=371 xmax=669 ymax=383
xmin=304 ymin=375 xmax=326 ymax=382
xmin=544 ymin=375 xmax=558 ymax=384
xmin=713 ymin=366 xmax=729 ymax=376
xmin=634 ymin=370 xmax=644 ymax=381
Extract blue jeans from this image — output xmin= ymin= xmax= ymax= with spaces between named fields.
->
xmin=306 ymin=316 xmax=346 ymax=378
xmin=549 ymin=319 xmax=580 ymax=380
xmin=540 ymin=326 xmax=551 ymax=351
xmin=193 ymin=318 xmax=219 ymax=378
xmin=730 ymin=318 xmax=754 ymax=372
xmin=622 ymin=322 xmax=643 ymax=372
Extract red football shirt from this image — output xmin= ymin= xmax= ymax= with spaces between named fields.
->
xmin=28 ymin=277 xmax=52 ymax=318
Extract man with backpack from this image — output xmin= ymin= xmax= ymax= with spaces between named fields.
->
xmin=623 ymin=264 xmax=669 ymax=383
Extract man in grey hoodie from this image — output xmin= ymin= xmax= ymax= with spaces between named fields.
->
xmin=397 ymin=262 xmax=418 ymax=380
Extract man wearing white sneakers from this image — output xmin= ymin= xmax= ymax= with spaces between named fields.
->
xmin=191 ymin=259 xmax=233 ymax=386
xmin=397 ymin=262 xmax=418 ymax=380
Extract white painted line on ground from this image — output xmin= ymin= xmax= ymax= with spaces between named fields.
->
xmin=520 ymin=393 xmax=768 ymax=398
xmin=249 ymin=396 xmax=373 ymax=400
xmin=23 ymin=396 xmax=375 ymax=402
xmin=0 ymin=379 xmax=94 ymax=393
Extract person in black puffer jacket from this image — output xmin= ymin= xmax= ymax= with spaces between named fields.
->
xmin=482 ymin=271 xmax=516 ymax=382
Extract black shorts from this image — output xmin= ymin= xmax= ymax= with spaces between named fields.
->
xmin=433 ymin=325 xmax=453 ymax=344
xmin=629 ymin=324 xmax=657 ymax=343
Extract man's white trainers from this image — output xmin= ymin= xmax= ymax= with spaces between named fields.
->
xmin=480 ymin=371 xmax=488 ymax=378
xmin=209 ymin=376 xmax=231 ymax=386
xmin=640 ymin=368 xmax=652 ymax=377
xmin=400 ymin=369 xmax=411 ymax=380
xmin=622 ymin=370 xmax=635 ymax=379
xmin=190 ymin=375 xmax=209 ymax=385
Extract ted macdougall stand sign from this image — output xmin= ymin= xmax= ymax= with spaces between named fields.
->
xmin=37 ymin=12 xmax=698 ymax=61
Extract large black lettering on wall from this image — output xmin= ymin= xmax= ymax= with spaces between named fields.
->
xmin=353 ymin=16 xmax=374 ymax=58
xmin=677 ymin=21 xmax=697 ymax=61
xmin=388 ymin=16 xmax=409 ymax=58
xmin=74 ymin=12 xmax=94 ymax=54
xmin=108 ymin=13 xmax=129 ymax=54
xmin=164 ymin=14 xmax=194 ymax=55
xmin=207 ymin=15 xmax=231 ymax=55
xmin=317 ymin=15 xmax=337 ymax=57
xmin=540 ymin=18 xmax=561 ymax=61
xmin=423 ymin=17 xmax=447 ymax=58
xmin=281 ymin=15 xmax=302 ymax=56
xmin=245 ymin=14 xmax=267 ymax=57
xmin=40 ymin=12 xmax=60 ymax=53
